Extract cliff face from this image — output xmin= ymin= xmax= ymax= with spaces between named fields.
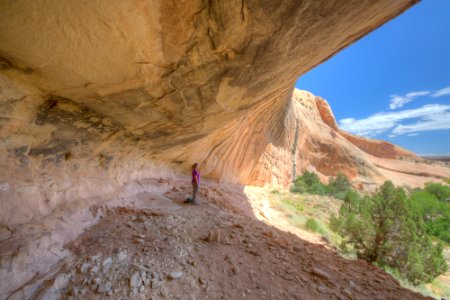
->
xmin=247 ymin=89 xmax=449 ymax=188
xmin=1 ymin=1 xmax=445 ymax=298
xmin=0 ymin=0 xmax=420 ymax=228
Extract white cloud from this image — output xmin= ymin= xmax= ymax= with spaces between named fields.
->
xmin=406 ymin=133 xmax=420 ymax=136
xmin=389 ymin=91 xmax=429 ymax=109
xmin=339 ymin=104 xmax=450 ymax=137
xmin=431 ymin=86 xmax=450 ymax=97
xmin=392 ymin=111 xmax=450 ymax=135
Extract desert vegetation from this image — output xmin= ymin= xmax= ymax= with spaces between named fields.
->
xmin=290 ymin=171 xmax=351 ymax=200
xmin=283 ymin=171 xmax=450 ymax=296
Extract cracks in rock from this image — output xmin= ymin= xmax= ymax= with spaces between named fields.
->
xmin=240 ymin=0 xmax=245 ymax=22
xmin=132 ymin=61 xmax=171 ymax=69
xmin=5 ymin=271 xmax=40 ymax=300
xmin=291 ymin=120 xmax=300 ymax=182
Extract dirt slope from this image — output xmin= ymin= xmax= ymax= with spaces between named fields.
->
xmin=8 ymin=181 xmax=430 ymax=300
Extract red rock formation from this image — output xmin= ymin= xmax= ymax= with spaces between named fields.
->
xmin=315 ymin=97 xmax=338 ymax=130
xmin=0 ymin=0 xmax=420 ymax=229
xmin=3 ymin=1 xmax=446 ymax=298
xmin=339 ymin=131 xmax=418 ymax=159
xmin=247 ymin=90 xmax=449 ymax=188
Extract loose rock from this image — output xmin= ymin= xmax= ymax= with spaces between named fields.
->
xmin=312 ymin=267 xmax=332 ymax=281
xmin=130 ymin=271 xmax=142 ymax=288
xmin=97 ymin=281 xmax=112 ymax=294
xmin=167 ymin=271 xmax=183 ymax=280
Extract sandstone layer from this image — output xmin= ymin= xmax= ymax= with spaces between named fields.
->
xmin=246 ymin=89 xmax=450 ymax=188
xmin=0 ymin=0 xmax=421 ymax=226
xmin=1 ymin=0 xmax=443 ymax=298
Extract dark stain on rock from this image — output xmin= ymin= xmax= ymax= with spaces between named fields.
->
xmin=0 ymin=57 xmax=11 ymax=70
xmin=171 ymin=160 xmax=184 ymax=164
xmin=24 ymin=140 xmax=77 ymax=165
xmin=98 ymin=154 xmax=113 ymax=169
xmin=29 ymin=139 xmax=77 ymax=157
xmin=10 ymin=146 xmax=30 ymax=166
xmin=35 ymin=97 xmax=58 ymax=125
xmin=0 ymin=56 xmax=33 ymax=73
xmin=64 ymin=152 xmax=72 ymax=161
xmin=35 ymin=95 xmax=122 ymax=137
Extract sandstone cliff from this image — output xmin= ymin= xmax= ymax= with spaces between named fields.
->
xmin=1 ymin=0 xmax=443 ymax=298
xmin=0 ymin=0 xmax=422 ymax=227
xmin=246 ymin=89 xmax=449 ymax=189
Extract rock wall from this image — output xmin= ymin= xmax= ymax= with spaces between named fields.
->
xmin=247 ymin=89 xmax=382 ymax=187
xmin=0 ymin=0 xmax=420 ymax=228
xmin=339 ymin=131 xmax=418 ymax=159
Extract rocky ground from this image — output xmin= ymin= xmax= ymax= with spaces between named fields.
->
xmin=29 ymin=183 xmax=431 ymax=300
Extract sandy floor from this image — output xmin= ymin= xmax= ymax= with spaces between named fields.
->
xmin=28 ymin=182 xmax=430 ymax=300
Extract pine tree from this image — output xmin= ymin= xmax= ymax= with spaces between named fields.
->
xmin=330 ymin=181 xmax=447 ymax=284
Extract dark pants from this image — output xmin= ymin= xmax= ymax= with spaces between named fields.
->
xmin=192 ymin=184 xmax=198 ymax=203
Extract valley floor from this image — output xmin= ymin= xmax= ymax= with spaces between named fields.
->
xmin=6 ymin=181 xmax=432 ymax=300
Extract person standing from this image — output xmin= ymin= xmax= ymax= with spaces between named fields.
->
xmin=185 ymin=163 xmax=200 ymax=204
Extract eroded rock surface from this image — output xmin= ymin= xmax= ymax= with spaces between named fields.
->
xmin=0 ymin=0 xmax=421 ymax=224
xmin=2 ymin=0 xmax=446 ymax=298
xmin=6 ymin=182 xmax=431 ymax=299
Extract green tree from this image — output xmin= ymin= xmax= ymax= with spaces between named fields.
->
xmin=296 ymin=170 xmax=320 ymax=187
xmin=424 ymin=182 xmax=450 ymax=201
xmin=292 ymin=170 xmax=327 ymax=194
xmin=328 ymin=173 xmax=352 ymax=199
xmin=410 ymin=190 xmax=450 ymax=243
xmin=330 ymin=181 xmax=447 ymax=284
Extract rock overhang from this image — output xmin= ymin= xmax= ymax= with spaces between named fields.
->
xmin=0 ymin=0 xmax=423 ymax=226
xmin=0 ymin=0 xmax=419 ymax=151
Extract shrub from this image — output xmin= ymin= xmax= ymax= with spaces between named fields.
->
xmin=410 ymin=190 xmax=450 ymax=243
xmin=304 ymin=218 xmax=324 ymax=234
xmin=424 ymin=182 xmax=450 ymax=201
xmin=296 ymin=170 xmax=320 ymax=187
xmin=328 ymin=173 xmax=351 ymax=194
xmin=292 ymin=170 xmax=327 ymax=195
xmin=330 ymin=181 xmax=447 ymax=285
xmin=304 ymin=171 xmax=321 ymax=186
xmin=309 ymin=182 xmax=328 ymax=195
xmin=333 ymin=191 xmax=348 ymax=200
xmin=438 ymin=231 xmax=450 ymax=244
xmin=270 ymin=190 xmax=280 ymax=194
xmin=290 ymin=185 xmax=302 ymax=193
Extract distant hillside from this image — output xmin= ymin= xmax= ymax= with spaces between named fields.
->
xmin=421 ymin=156 xmax=450 ymax=163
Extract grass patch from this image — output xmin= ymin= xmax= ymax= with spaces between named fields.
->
xmin=280 ymin=198 xmax=305 ymax=213
xmin=271 ymin=195 xmax=341 ymax=244
xmin=289 ymin=215 xmax=307 ymax=227
xmin=304 ymin=218 xmax=324 ymax=234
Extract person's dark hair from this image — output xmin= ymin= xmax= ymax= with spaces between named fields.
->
xmin=192 ymin=163 xmax=198 ymax=169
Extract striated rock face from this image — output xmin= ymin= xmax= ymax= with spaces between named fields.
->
xmin=247 ymin=89 xmax=450 ymax=188
xmin=339 ymin=131 xmax=417 ymax=159
xmin=315 ymin=97 xmax=338 ymax=130
xmin=2 ymin=1 xmax=448 ymax=298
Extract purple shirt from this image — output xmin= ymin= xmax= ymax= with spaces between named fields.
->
xmin=192 ymin=169 xmax=200 ymax=184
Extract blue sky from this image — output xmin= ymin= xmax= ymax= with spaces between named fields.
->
xmin=295 ymin=0 xmax=450 ymax=156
